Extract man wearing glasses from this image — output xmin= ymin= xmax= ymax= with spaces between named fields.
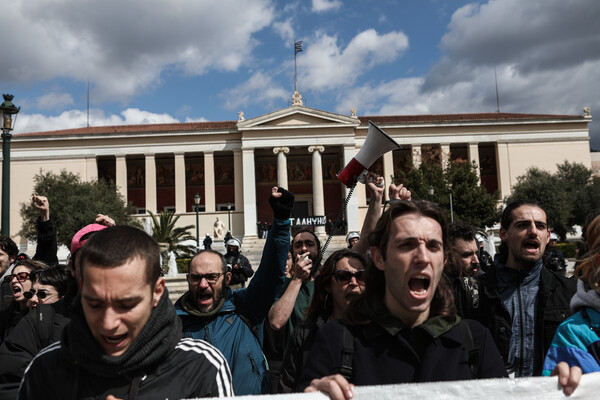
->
xmin=176 ymin=186 xmax=294 ymax=395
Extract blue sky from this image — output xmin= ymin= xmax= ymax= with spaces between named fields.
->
xmin=3 ymin=0 xmax=599 ymax=148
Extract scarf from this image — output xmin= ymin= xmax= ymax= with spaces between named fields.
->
xmin=571 ymin=278 xmax=600 ymax=312
xmin=179 ymin=290 xmax=226 ymax=318
xmin=61 ymin=288 xmax=181 ymax=378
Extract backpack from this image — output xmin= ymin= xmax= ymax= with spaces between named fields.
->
xmin=339 ymin=320 xmax=480 ymax=381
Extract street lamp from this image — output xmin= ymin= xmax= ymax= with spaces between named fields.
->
xmin=0 ymin=95 xmax=20 ymax=236
xmin=227 ymin=202 xmax=232 ymax=232
xmin=194 ymin=193 xmax=201 ymax=249
xmin=428 ymin=185 xmax=434 ymax=202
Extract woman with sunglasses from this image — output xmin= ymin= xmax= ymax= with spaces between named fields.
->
xmin=24 ymin=265 xmax=73 ymax=309
xmin=279 ymin=249 xmax=367 ymax=392
xmin=0 ymin=259 xmax=47 ymax=344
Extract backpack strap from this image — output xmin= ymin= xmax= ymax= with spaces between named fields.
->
xmin=459 ymin=320 xmax=479 ymax=379
xmin=339 ymin=325 xmax=354 ymax=381
xmin=37 ymin=303 xmax=55 ymax=349
xmin=232 ymin=295 xmax=261 ymax=342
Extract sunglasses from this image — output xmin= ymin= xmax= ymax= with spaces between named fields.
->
xmin=188 ymin=272 xmax=224 ymax=285
xmin=3 ymin=272 xmax=30 ymax=284
xmin=23 ymin=289 xmax=53 ymax=300
xmin=333 ymin=269 xmax=366 ymax=285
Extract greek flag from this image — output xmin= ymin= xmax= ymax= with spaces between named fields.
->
xmin=294 ymin=41 xmax=303 ymax=54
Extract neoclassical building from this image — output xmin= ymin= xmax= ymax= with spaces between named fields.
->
xmin=5 ymin=97 xmax=593 ymax=248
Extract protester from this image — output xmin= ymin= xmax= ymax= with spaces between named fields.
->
xmin=0 ymin=236 xmax=19 ymax=310
xmin=19 ymin=226 xmax=233 ymax=399
xmin=224 ymin=237 xmax=254 ymax=289
xmin=298 ymin=201 xmax=506 ymax=398
xmin=543 ymin=232 xmax=567 ymax=276
xmin=24 ymin=264 xmax=74 ymax=309
xmin=279 ymin=249 xmax=367 ymax=392
xmin=175 ymin=186 xmax=293 ymax=395
xmin=542 ymin=215 xmax=600 ymax=395
xmin=464 ymin=200 xmax=576 ymax=377
xmin=0 ymin=260 xmax=47 ymax=343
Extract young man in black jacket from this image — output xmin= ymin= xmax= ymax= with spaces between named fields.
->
xmin=300 ymin=201 xmax=507 ymax=399
xmin=19 ymin=226 xmax=233 ymax=399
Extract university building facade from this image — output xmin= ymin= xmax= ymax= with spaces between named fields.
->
xmin=5 ymin=99 xmax=593 ymax=248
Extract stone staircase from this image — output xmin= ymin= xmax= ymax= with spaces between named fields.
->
xmin=165 ymin=234 xmax=349 ymax=303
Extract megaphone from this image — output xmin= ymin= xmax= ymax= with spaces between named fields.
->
xmin=337 ymin=121 xmax=401 ymax=187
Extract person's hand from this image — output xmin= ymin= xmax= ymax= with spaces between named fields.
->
xmin=95 ymin=214 xmax=116 ymax=227
xmin=106 ymin=396 xmax=123 ymax=400
xmin=32 ymin=194 xmax=50 ymax=221
xmin=389 ymin=183 xmax=411 ymax=201
xmin=551 ymin=362 xmax=582 ymax=396
xmin=304 ymin=374 xmax=354 ymax=400
xmin=269 ymin=186 xmax=295 ymax=220
xmin=293 ymin=252 xmax=312 ymax=282
xmin=365 ymin=172 xmax=384 ymax=201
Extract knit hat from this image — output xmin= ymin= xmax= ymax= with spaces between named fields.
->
xmin=70 ymin=223 xmax=108 ymax=255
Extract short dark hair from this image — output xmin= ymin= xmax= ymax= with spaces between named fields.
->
xmin=501 ymin=199 xmax=548 ymax=230
xmin=78 ymin=226 xmax=161 ymax=285
xmin=31 ymin=264 xmax=74 ymax=298
xmin=290 ymin=229 xmax=322 ymax=254
xmin=448 ymin=222 xmax=477 ymax=245
xmin=0 ymin=236 xmax=18 ymax=258
xmin=346 ymin=200 xmax=454 ymax=325
xmin=190 ymin=249 xmax=228 ymax=273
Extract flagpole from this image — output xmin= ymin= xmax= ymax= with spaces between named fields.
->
xmin=294 ymin=40 xmax=298 ymax=92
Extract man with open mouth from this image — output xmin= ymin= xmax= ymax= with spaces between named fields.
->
xmin=464 ymin=200 xmax=576 ymax=379
xmin=19 ymin=226 xmax=233 ymax=399
xmin=298 ymin=200 xmax=506 ymax=399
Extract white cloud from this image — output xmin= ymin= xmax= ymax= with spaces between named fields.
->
xmin=273 ymin=18 xmax=295 ymax=44
xmin=311 ymin=0 xmax=342 ymax=13
xmin=221 ymin=71 xmax=289 ymax=111
xmin=1 ymin=0 xmax=275 ymax=102
xmin=299 ymin=29 xmax=409 ymax=90
xmin=36 ymin=92 xmax=74 ymax=110
xmin=13 ymin=108 xmax=182 ymax=135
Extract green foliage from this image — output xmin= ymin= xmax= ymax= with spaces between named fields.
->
xmin=176 ymin=258 xmax=192 ymax=274
xmin=555 ymin=243 xmax=577 ymax=258
xmin=394 ymin=161 xmax=499 ymax=228
xmin=506 ymin=162 xmax=600 ymax=240
xmin=149 ymin=210 xmax=196 ymax=258
xmin=19 ymin=170 xmax=141 ymax=247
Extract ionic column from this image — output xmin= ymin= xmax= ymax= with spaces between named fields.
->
xmin=174 ymin=153 xmax=186 ymax=213
xmin=115 ymin=155 xmax=127 ymax=203
xmin=145 ymin=154 xmax=157 ymax=213
xmin=233 ymin=150 xmax=243 ymax=213
xmin=441 ymin=144 xmax=451 ymax=168
xmin=468 ymin=142 xmax=481 ymax=180
xmin=242 ymin=148 xmax=257 ymax=237
xmin=204 ymin=151 xmax=215 ymax=212
xmin=412 ymin=145 xmax=422 ymax=168
xmin=309 ymin=145 xmax=326 ymax=236
xmin=383 ymin=152 xmax=394 ymax=201
xmin=343 ymin=145 xmax=359 ymax=232
xmin=273 ymin=147 xmax=290 ymax=188
xmin=496 ymin=142 xmax=511 ymax=200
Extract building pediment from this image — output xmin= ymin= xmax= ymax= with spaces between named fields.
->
xmin=237 ymin=105 xmax=359 ymax=131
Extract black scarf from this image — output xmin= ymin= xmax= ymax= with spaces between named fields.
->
xmin=61 ymin=288 xmax=181 ymax=378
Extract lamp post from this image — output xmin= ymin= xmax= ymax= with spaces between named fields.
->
xmin=428 ymin=185 xmax=434 ymax=202
xmin=227 ymin=203 xmax=232 ymax=232
xmin=194 ymin=193 xmax=201 ymax=249
xmin=0 ymin=95 xmax=20 ymax=236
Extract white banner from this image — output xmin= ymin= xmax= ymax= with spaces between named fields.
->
xmin=230 ymin=373 xmax=600 ymax=400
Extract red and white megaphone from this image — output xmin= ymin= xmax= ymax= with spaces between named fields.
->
xmin=337 ymin=121 xmax=401 ymax=187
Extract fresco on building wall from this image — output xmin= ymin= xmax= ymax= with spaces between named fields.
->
xmin=215 ymin=159 xmax=234 ymax=185
xmin=127 ymin=160 xmax=145 ymax=188
xmin=323 ymin=157 xmax=340 ymax=181
xmin=288 ymin=161 xmax=312 ymax=182
xmin=256 ymin=160 xmax=277 ymax=183
xmin=156 ymin=162 xmax=175 ymax=187
xmin=186 ymin=162 xmax=204 ymax=184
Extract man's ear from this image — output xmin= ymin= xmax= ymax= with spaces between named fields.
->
xmin=545 ymin=229 xmax=551 ymax=245
xmin=371 ymin=246 xmax=385 ymax=271
xmin=153 ymin=278 xmax=165 ymax=307
xmin=499 ymin=226 xmax=507 ymax=242
xmin=225 ymin=271 xmax=232 ymax=285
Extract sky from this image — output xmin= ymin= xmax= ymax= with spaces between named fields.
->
xmin=2 ymin=0 xmax=600 ymax=149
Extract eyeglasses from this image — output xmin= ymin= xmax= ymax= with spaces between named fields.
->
xmin=23 ymin=289 xmax=54 ymax=300
xmin=333 ymin=269 xmax=366 ymax=285
xmin=188 ymin=272 xmax=225 ymax=284
xmin=3 ymin=272 xmax=30 ymax=284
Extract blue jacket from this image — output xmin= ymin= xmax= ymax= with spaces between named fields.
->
xmin=175 ymin=218 xmax=290 ymax=395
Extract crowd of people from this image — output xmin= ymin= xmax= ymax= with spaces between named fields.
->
xmin=0 ymin=176 xmax=597 ymax=398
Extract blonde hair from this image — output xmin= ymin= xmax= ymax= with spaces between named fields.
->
xmin=574 ymin=215 xmax=600 ymax=294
